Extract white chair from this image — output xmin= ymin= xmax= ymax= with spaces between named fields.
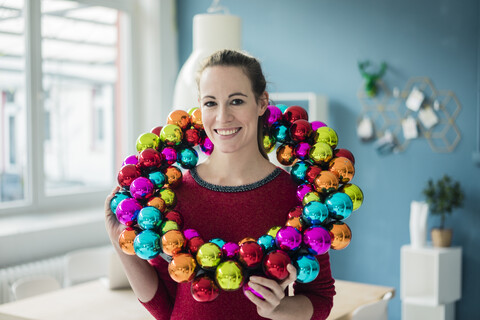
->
xmin=351 ymin=291 xmax=393 ymax=320
xmin=11 ymin=275 xmax=61 ymax=300
xmin=63 ymin=245 xmax=113 ymax=287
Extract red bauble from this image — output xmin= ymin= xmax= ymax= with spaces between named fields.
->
xmin=290 ymin=119 xmax=312 ymax=142
xmin=334 ymin=148 xmax=355 ymax=165
xmin=238 ymin=241 xmax=264 ymax=269
xmin=138 ymin=148 xmax=163 ymax=169
xmin=287 ymin=206 xmax=303 ymax=219
xmin=117 ymin=164 xmax=141 ymax=187
xmin=284 ymin=106 xmax=308 ymax=124
xmin=262 ymin=250 xmax=291 ymax=281
xmin=191 ymin=274 xmax=220 ymax=302
xmin=165 ymin=210 xmax=184 ymax=229
xmin=150 ymin=126 xmax=163 ymax=136
xmin=187 ymin=236 xmax=205 ymax=255
xmin=184 ymin=128 xmax=201 ymax=146
xmin=305 ymin=165 xmax=322 ymax=184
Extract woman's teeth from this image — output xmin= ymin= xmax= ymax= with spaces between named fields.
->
xmin=216 ymin=128 xmax=240 ymax=136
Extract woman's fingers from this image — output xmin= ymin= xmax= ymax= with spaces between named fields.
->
xmin=104 ymin=186 xmax=120 ymax=215
xmin=279 ymin=264 xmax=297 ymax=290
xmin=249 ymin=276 xmax=285 ymax=300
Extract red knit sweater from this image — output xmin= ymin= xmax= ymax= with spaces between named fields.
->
xmin=141 ymin=168 xmax=335 ymax=320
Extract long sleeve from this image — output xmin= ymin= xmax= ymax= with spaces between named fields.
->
xmin=293 ymin=252 xmax=335 ymax=320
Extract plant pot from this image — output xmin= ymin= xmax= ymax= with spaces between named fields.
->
xmin=431 ymin=228 xmax=453 ymax=247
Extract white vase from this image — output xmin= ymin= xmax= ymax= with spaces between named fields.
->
xmin=409 ymin=201 xmax=428 ymax=248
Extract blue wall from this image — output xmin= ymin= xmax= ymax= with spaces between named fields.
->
xmin=177 ymin=1 xmax=480 ymax=319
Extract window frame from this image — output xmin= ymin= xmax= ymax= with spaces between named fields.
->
xmin=0 ymin=0 xmax=137 ymax=215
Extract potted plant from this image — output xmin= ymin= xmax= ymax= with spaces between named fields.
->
xmin=422 ymin=175 xmax=464 ymax=247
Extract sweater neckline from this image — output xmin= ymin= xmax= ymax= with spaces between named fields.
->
xmin=190 ymin=166 xmax=283 ymax=193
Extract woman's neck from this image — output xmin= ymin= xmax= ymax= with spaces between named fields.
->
xmin=196 ymin=150 xmax=276 ymax=186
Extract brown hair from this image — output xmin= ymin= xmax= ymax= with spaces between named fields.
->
xmin=196 ymin=49 xmax=269 ymax=160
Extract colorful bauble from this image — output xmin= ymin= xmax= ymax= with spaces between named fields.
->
xmin=112 ymin=104 xmax=364 ymax=302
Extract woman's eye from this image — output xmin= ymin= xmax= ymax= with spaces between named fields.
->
xmin=204 ymin=101 xmax=216 ymax=107
xmin=231 ymin=99 xmax=244 ymax=105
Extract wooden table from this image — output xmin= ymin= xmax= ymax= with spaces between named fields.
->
xmin=0 ymin=279 xmax=394 ymax=320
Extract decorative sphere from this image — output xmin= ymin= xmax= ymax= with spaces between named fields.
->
xmin=291 ymin=161 xmax=310 ymax=184
xmin=137 ymin=206 xmax=162 ymax=230
xmin=150 ymin=126 xmax=162 ymax=136
xmin=313 ymin=171 xmax=339 ymax=194
xmin=129 ymin=177 xmax=154 ymax=200
xmin=164 ymin=166 xmax=183 ymax=188
xmin=133 ymin=230 xmax=161 ymax=260
xmin=295 ymin=254 xmax=320 ymax=283
xmin=305 ymin=165 xmax=322 ymax=184
xmin=326 ymin=192 xmax=353 ymax=220
xmin=340 ymin=183 xmax=364 ymax=211
xmin=159 ymin=188 xmax=177 ymax=208
xmin=187 ymin=236 xmax=205 ymax=255
xmin=191 ymin=274 xmax=220 ymax=302
xmin=263 ymin=250 xmax=291 ymax=281
xmin=178 ymin=147 xmax=199 ymax=169
xmin=275 ymin=226 xmax=302 ymax=251
xmin=159 ymin=124 xmax=183 ymax=146
xmin=294 ymin=142 xmax=311 ymax=160
xmin=196 ymin=243 xmax=222 ymax=270
xmin=168 ymin=253 xmax=197 ymax=283
xmin=148 ymin=171 xmax=166 ymax=188
xmin=329 ymin=222 xmax=352 ymax=250
xmin=284 ymin=106 xmax=308 ymax=123
xmin=276 ymin=104 xmax=288 ymax=113
xmin=165 ymin=210 xmax=183 ymax=229
xmin=122 ymin=154 xmax=138 ymax=166
xmin=309 ymin=142 xmax=333 ymax=165
xmin=161 ymin=147 xmax=177 ymax=166
xmin=162 ymin=230 xmax=186 ymax=256
xmin=267 ymin=226 xmax=282 ymax=238
xmin=167 ymin=109 xmax=190 ymax=130
xmin=210 ymin=238 xmax=227 ymax=249
xmin=302 ymin=201 xmax=329 ymax=226
xmin=147 ymin=196 xmax=166 ymax=213
xmin=264 ymin=105 xmax=283 ymax=126
xmin=222 ymin=242 xmax=240 ymax=259
xmin=276 ymin=144 xmax=296 ymax=166
xmin=263 ymin=132 xmax=276 ymax=153
xmin=116 ymin=198 xmax=142 ymax=226
xmin=117 ymin=164 xmax=141 ymax=188
xmin=296 ymin=184 xmax=313 ymax=202
xmin=184 ymin=128 xmax=201 ymax=146
xmin=329 ymin=157 xmax=355 ymax=184
xmin=238 ymin=237 xmax=257 ymax=246
xmin=110 ymin=192 xmax=130 ymax=214
xmin=183 ymin=229 xmax=201 ymax=240
xmin=257 ymin=235 xmax=276 ymax=252
xmin=314 ymin=127 xmax=338 ymax=149
xmin=190 ymin=108 xmax=203 ymax=130
xmin=160 ymin=220 xmax=179 ymax=234
xmin=271 ymin=123 xmax=290 ymax=144
xmin=238 ymin=241 xmax=264 ymax=268
xmin=187 ymin=107 xmax=198 ymax=115
xmin=138 ymin=148 xmax=162 ymax=170
xmin=311 ymin=121 xmax=327 ymax=131
xmin=303 ymin=226 xmax=331 ymax=255
xmin=200 ymin=137 xmax=214 ymax=155
xmin=290 ymin=119 xmax=312 ymax=142
xmin=215 ymin=260 xmax=244 ymax=291
xmin=288 ymin=206 xmax=303 ymax=219
xmin=118 ymin=227 xmax=137 ymax=255
xmin=286 ymin=216 xmax=305 ymax=232
xmin=334 ymin=148 xmax=355 ymax=165
xmin=136 ymin=132 xmax=160 ymax=152
xmin=302 ymin=191 xmax=321 ymax=206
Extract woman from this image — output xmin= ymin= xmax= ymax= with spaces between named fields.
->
xmin=105 ymin=50 xmax=335 ymax=320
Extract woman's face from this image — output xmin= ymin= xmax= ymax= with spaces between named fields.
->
xmin=199 ymin=66 xmax=267 ymax=156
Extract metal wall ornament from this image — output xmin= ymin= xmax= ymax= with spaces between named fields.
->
xmin=357 ymin=76 xmax=462 ymax=154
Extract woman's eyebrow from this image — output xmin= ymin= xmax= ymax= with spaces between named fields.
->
xmin=229 ymin=92 xmax=248 ymax=98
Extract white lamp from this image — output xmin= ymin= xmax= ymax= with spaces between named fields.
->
xmin=172 ymin=12 xmax=241 ymax=109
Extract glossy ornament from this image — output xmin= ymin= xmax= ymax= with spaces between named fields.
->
xmin=168 ymin=253 xmax=197 ymax=283
xmin=264 ymin=105 xmax=283 ymax=126
xmin=341 ymin=183 xmax=364 ymax=211
xmin=159 ymin=188 xmax=177 ymax=208
xmin=215 ymin=260 xmax=244 ymax=291
xmin=303 ymin=226 xmax=331 ymax=255
xmin=200 ymin=137 xmax=214 ymax=155
xmin=184 ymin=128 xmax=201 ymax=146
xmin=257 ymin=235 xmax=276 ymax=252
xmin=210 ymin=238 xmax=227 ymax=249
xmin=290 ymin=119 xmax=312 ymax=142
xmin=110 ymin=192 xmax=130 ymax=214
xmin=191 ymin=274 xmax=220 ymax=302
xmin=188 ymin=236 xmax=205 ymax=255
xmin=238 ymin=237 xmax=257 ymax=246
xmin=302 ymin=201 xmax=329 ymax=226
xmin=275 ymin=226 xmax=302 ymax=251
xmin=147 ymin=197 xmax=166 ymax=213
xmin=161 ymin=147 xmax=177 ymax=166
xmin=329 ymin=222 xmax=352 ymax=250
xmin=164 ymin=166 xmax=182 ymax=188
xmin=190 ymin=108 xmax=203 ymax=130
xmin=162 ymin=230 xmax=186 ymax=256
xmin=136 ymin=132 xmax=160 ymax=152
xmin=284 ymin=106 xmax=308 ymax=123
xmin=271 ymin=123 xmax=290 ymax=144
xmin=116 ymin=198 xmax=142 ymax=226
xmin=118 ymin=227 xmax=137 ymax=255
xmin=334 ymin=148 xmax=355 ymax=165
xmin=294 ymin=142 xmax=311 ymax=160
xmin=134 ymin=230 xmax=161 ymax=260
xmin=276 ymin=104 xmax=288 ymax=113
xmin=160 ymin=124 xmax=183 ymax=146
xmin=160 ymin=220 xmax=179 ymax=234
xmin=311 ymin=121 xmax=327 ymax=131
xmin=313 ymin=171 xmax=339 ymax=194
xmin=148 ymin=171 xmax=166 ymax=188
xmin=129 ymin=177 xmax=154 ymax=200
xmin=165 ymin=210 xmax=183 ymax=229
xmin=178 ymin=147 xmax=199 ymax=169
xmin=302 ymin=191 xmax=321 ymax=206
xmin=309 ymin=142 xmax=333 ymax=165
xmin=138 ymin=148 xmax=162 ymax=170
xmin=267 ymin=226 xmax=281 ymax=238
xmin=276 ymin=144 xmax=296 ymax=166
xmin=137 ymin=206 xmax=162 ymax=230
xmin=196 ymin=243 xmax=222 ymax=270
xmin=305 ymin=165 xmax=322 ymax=184
xmin=183 ymin=229 xmax=200 ymax=240
xmin=167 ymin=110 xmax=190 ymax=130
xmin=291 ymin=161 xmax=310 ymax=184
xmin=314 ymin=127 xmax=338 ymax=149
xmin=326 ymin=192 xmax=353 ymax=220
xmin=297 ymin=184 xmax=313 ymax=202
xmin=263 ymin=133 xmax=276 ymax=153
xmin=238 ymin=241 xmax=264 ymax=268
xmin=150 ymin=126 xmax=162 ymax=136
xmin=287 ymin=206 xmax=303 ymax=219
xmin=122 ymin=154 xmax=138 ymax=166
xmin=286 ymin=216 xmax=305 ymax=232
xmin=263 ymin=250 xmax=291 ymax=281
xmin=117 ymin=164 xmax=141 ymax=188
xmin=222 ymin=242 xmax=240 ymax=259
xmin=329 ymin=157 xmax=355 ymax=184
xmin=295 ymin=254 xmax=320 ymax=283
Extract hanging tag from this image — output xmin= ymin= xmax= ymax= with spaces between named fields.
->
xmin=406 ymin=87 xmax=425 ymax=112
xmin=418 ymin=106 xmax=439 ymax=129
xmin=357 ymin=116 xmax=374 ymax=141
xmin=402 ymin=116 xmax=418 ymax=140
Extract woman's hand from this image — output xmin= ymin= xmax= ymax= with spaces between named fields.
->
xmin=104 ymin=186 xmax=126 ymax=244
xmin=245 ymin=264 xmax=297 ymax=319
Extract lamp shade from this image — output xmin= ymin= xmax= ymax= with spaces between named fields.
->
xmin=173 ymin=14 xmax=242 ymax=109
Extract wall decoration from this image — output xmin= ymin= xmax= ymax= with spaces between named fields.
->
xmin=357 ymin=76 xmax=462 ymax=154
xmin=358 ymin=61 xmax=387 ymax=98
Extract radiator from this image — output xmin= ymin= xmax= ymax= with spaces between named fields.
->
xmin=0 ymin=255 xmax=65 ymax=304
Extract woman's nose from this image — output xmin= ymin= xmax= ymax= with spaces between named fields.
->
xmin=216 ymin=104 xmax=233 ymax=122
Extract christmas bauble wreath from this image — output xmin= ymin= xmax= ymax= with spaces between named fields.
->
xmin=110 ymin=104 xmax=364 ymax=302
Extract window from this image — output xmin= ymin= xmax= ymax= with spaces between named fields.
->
xmin=0 ymin=0 xmax=134 ymax=213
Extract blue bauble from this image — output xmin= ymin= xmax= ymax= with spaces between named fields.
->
xmin=271 ymin=123 xmax=290 ymax=144
xmin=257 ymin=234 xmax=276 ymax=252
xmin=133 ymin=230 xmax=161 ymax=260
xmin=137 ymin=206 xmax=163 ymax=230
xmin=290 ymin=161 xmax=311 ymax=184
xmin=326 ymin=192 xmax=353 ymax=220
xmin=178 ymin=147 xmax=199 ymax=169
xmin=302 ymin=201 xmax=329 ymax=226
xmin=276 ymin=104 xmax=288 ymax=113
xmin=295 ymin=254 xmax=320 ymax=283
xmin=148 ymin=171 xmax=166 ymax=188
xmin=110 ymin=192 xmax=130 ymax=214
xmin=210 ymin=238 xmax=227 ymax=248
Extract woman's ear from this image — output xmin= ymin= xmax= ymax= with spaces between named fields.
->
xmin=258 ymin=91 xmax=269 ymax=116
